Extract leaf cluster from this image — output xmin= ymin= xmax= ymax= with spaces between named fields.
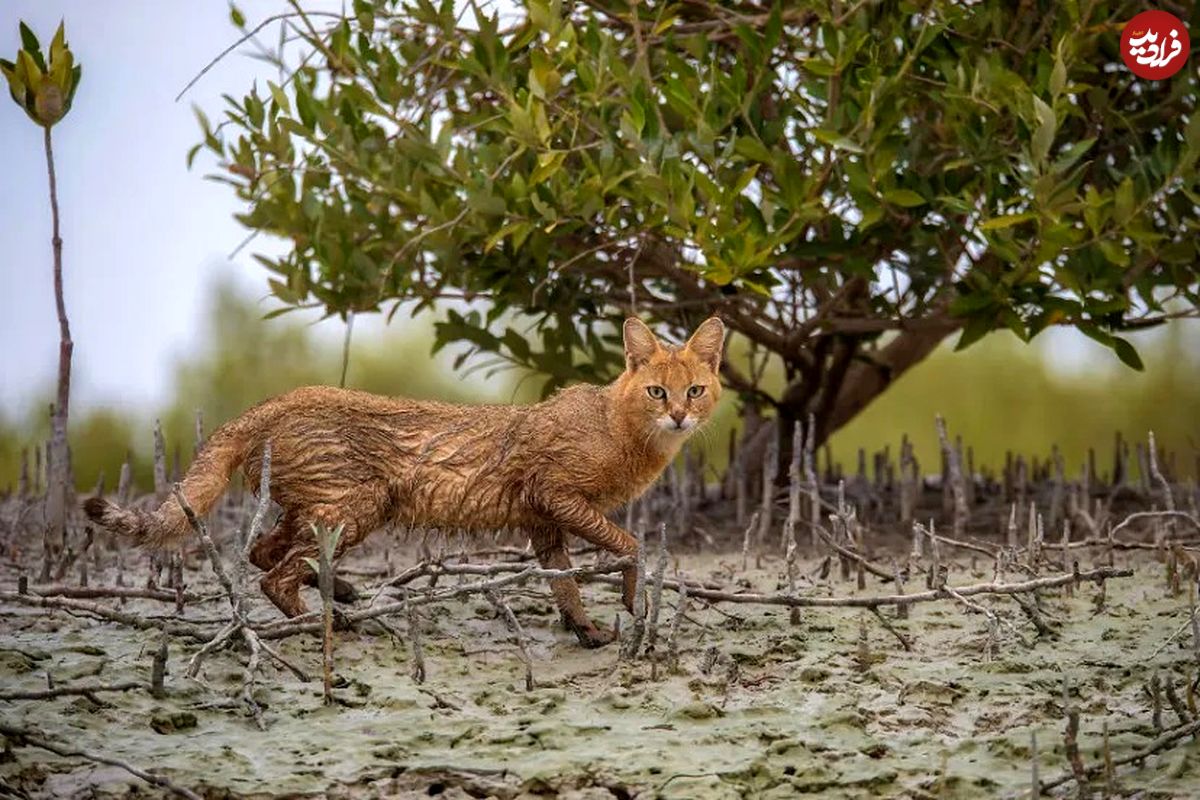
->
xmin=1 ymin=21 xmax=82 ymax=127
xmin=199 ymin=0 xmax=1200 ymax=392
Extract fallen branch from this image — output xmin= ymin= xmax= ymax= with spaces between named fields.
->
xmin=0 ymin=680 xmax=148 ymax=702
xmin=259 ymin=561 xmax=1131 ymax=640
xmin=0 ymin=591 xmax=216 ymax=641
xmin=28 ymin=584 xmax=215 ymax=603
xmin=919 ymin=529 xmax=1001 ymax=559
xmin=262 ymin=558 xmax=635 ymax=639
xmin=1042 ymin=537 xmax=1200 ymax=552
xmin=1109 ymin=511 xmax=1200 ymax=541
xmin=1040 ymin=716 xmax=1200 ymax=793
xmin=869 ymin=607 xmax=913 ymax=651
xmin=941 ymin=584 xmax=1026 ymax=652
xmin=664 ymin=565 xmax=1131 ymax=610
xmin=0 ymin=722 xmax=202 ymax=800
xmin=813 ymin=524 xmax=894 ymax=581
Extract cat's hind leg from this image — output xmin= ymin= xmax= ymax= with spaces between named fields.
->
xmin=259 ymin=501 xmax=372 ymax=617
xmin=250 ymin=514 xmax=359 ymax=603
xmin=530 ymin=525 xmax=616 ymax=648
xmin=248 ymin=515 xmax=295 ymax=571
xmin=259 ymin=544 xmax=314 ymax=617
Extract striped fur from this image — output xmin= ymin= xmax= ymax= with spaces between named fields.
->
xmin=84 ymin=317 xmax=725 ymax=647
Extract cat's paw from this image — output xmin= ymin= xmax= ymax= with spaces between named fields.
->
xmin=331 ymin=607 xmax=355 ymax=631
xmin=577 ymin=625 xmax=617 ymax=649
xmin=566 ymin=616 xmax=617 ymax=648
xmin=332 ymin=576 xmax=360 ymax=603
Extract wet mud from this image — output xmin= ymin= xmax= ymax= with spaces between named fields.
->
xmin=2 ymin=549 xmax=1198 ymax=798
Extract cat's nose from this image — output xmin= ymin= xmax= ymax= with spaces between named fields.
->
xmin=669 ymin=410 xmax=687 ymax=427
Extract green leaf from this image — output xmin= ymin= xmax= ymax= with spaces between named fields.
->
xmin=294 ymin=81 xmax=317 ymax=130
xmin=527 ymin=0 xmax=555 ymax=32
xmin=882 ymin=189 xmax=927 ymax=208
xmin=50 ymin=22 xmax=66 ymax=64
xmin=503 ymin=328 xmax=531 ymax=360
xmin=1112 ymin=337 xmax=1143 ymax=371
xmin=18 ymin=21 xmax=40 ymax=57
xmin=979 ymin=212 xmax=1037 ymax=230
xmin=0 ymin=57 xmax=24 ymax=102
xmin=1051 ymin=138 xmax=1095 ymax=173
xmin=857 ymin=201 xmax=883 ymax=230
xmin=468 ymin=188 xmax=507 ymax=216
xmin=732 ymin=164 xmax=760 ymax=196
xmin=16 ymin=49 xmax=42 ymax=87
xmin=954 ymin=315 xmax=992 ymax=351
xmin=229 ymin=3 xmax=246 ymax=27
xmin=1077 ymin=322 xmax=1113 ymax=348
xmin=999 ymin=307 xmax=1027 ymax=341
xmin=1049 ymin=48 xmax=1067 ymax=97
xmin=530 ymin=150 xmax=564 ymax=184
xmin=485 ymin=220 xmax=530 ymax=252
xmin=625 ymin=97 xmax=645 ymax=137
xmin=267 ymin=81 xmax=290 ymax=114
xmin=1114 ymin=177 xmax=1134 ymax=223
xmin=1031 ymin=96 xmax=1056 ymax=165
xmin=528 ymin=49 xmax=560 ymax=99
xmin=734 ymin=136 xmax=773 ymax=164
xmin=1097 ymin=240 xmax=1129 ymax=267
xmin=810 ymin=128 xmax=863 ymax=154
xmin=802 ymin=57 xmax=837 ymax=77
xmin=67 ymin=63 xmax=81 ymax=105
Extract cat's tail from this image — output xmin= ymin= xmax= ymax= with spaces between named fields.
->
xmin=83 ymin=417 xmax=257 ymax=549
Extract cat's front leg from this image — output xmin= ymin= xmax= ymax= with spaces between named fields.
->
xmin=529 ymin=524 xmax=617 ymax=648
xmin=527 ymin=490 xmax=641 ymax=615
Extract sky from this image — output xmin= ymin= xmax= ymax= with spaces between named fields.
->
xmin=0 ymin=1 xmax=345 ymax=415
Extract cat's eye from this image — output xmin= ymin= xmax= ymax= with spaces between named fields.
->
xmin=646 ymin=385 xmax=666 ymax=400
xmin=687 ymin=385 xmax=706 ymax=399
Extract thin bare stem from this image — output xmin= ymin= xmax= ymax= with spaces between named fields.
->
xmin=0 ymin=722 xmax=201 ymax=800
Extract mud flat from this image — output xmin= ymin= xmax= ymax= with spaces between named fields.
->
xmin=2 ymin=543 xmax=1199 ymax=799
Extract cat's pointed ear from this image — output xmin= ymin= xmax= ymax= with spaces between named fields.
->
xmin=685 ymin=316 xmax=725 ymax=372
xmin=623 ymin=317 xmax=661 ymax=371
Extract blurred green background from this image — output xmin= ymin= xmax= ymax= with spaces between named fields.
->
xmin=1 ymin=278 xmax=1196 ymax=493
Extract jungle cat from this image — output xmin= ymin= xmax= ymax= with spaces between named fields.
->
xmin=84 ymin=317 xmax=725 ymax=647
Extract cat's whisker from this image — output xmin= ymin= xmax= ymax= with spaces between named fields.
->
xmin=83 ymin=315 xmax=726 ymax=649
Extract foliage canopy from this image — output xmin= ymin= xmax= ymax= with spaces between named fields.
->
xmin=201 ymin=0 xmax=1200 ymax=456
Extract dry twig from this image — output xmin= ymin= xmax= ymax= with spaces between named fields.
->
xmin=0 ymin=722 xmax=201 ymax=799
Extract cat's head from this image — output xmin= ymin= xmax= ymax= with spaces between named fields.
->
xmin=616 ymin=316 xmax=725 ymax=439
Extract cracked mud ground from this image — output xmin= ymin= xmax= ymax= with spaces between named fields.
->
xmin=2 ymin=548 xmax=1198 ymax=799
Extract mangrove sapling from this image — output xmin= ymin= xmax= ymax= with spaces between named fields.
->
xmin=485 ymin=588 xmax=535 ymax=691
xmin=645 ymin=524 xmax=669 ymax=657
xmin=936 ymin=415 xmax=969 ymax=538
xmin=406 ymin=588 xmax=426 ymax=685
xmin=303 ymin=522 xmax=344 ymax=706
xmin=620 ymin=525 xmax=648 ymax=660
xmin=172 ymin=443 xmax=309 ymax=726
xmin=667 ymin=577 xmax=689 ymax=673
xmin=151 ymin=633 xmax=168 ymax=699
xmin=2 ymin=22 xmax=83 ymax=583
